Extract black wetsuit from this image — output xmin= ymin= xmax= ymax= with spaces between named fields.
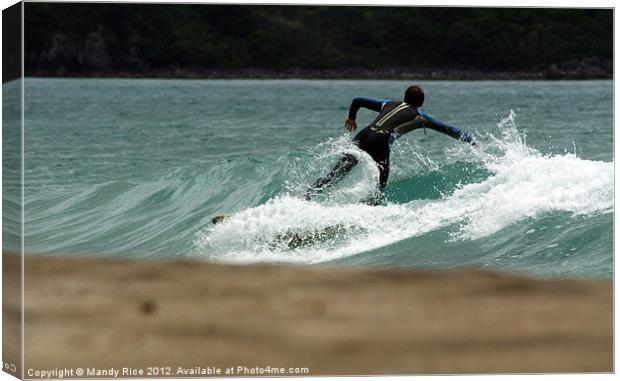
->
xmin=308 ymin=97 xmax=475 ymax=203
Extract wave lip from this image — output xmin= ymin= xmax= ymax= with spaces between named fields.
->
xmin=456 ymin=151 xmax=612 ymax=240
xmin=454 ymin=110 xmax=613 ymax=240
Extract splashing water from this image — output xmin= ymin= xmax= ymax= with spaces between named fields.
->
xmin=194 ymin=111 xmax=613 ymax=268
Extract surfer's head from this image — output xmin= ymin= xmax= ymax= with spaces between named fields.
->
xmin=404 ymin=85 xmax=424 ymax=108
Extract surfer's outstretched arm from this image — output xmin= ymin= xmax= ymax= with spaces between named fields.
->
xmin=348 ymin=97 xmax=389 ymax=119
xmin=418 ymin=111 xmax=476 ymax=145
xmin=346 ymin=97 xmax=390 ymax=132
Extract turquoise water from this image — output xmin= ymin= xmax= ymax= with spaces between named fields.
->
xmin=4 ymin=79 xmax=613 ymax=278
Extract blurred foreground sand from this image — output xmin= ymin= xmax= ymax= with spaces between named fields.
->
xmin=3 ymin=253 xmax=613 ymax=376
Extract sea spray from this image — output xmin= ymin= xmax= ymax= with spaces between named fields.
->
xmin=447 ymin=111 xmax=613 ymax=239
xmin=282 ymin=135 xmax=381 ymax=204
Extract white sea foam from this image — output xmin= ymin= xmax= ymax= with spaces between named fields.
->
xmin=194 ymin=111 xmax=613 ymax=264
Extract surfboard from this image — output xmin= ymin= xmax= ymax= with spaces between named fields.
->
xmin=276 ymin=224 xmax=347 ymax=249
xmin=211 ymin=214 xmax=350 ymax=249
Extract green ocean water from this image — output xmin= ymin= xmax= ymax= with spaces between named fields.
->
xmin=3 ymin=79 xmax=613 ymax=278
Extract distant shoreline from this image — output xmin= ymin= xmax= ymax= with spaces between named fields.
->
xmin=21 ymin=65 xmax=613 ymax=82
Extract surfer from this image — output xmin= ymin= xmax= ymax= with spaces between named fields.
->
xmin=306 ymin=85 xmax=477 ymax=204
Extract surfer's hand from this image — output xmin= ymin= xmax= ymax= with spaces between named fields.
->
xmin=345 ymin=118 xmax=357 ymax=132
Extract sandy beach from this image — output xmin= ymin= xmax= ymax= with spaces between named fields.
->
xmin=2 ymin=253 xmax=613 ymax=377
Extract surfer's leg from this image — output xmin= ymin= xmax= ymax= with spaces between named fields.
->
xmin=306 ymin=153 xmax=358 ymax=199
xmin=360 ymin=132 xmax=391 ymax=205
xmin=362 ymin=159 xmax=390 ymax=206
xmin=378 ymin=159 xmax=390 ymax=194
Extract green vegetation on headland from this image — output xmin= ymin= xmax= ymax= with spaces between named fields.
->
xmin=23 ymin=4 xmax=612 ymax=80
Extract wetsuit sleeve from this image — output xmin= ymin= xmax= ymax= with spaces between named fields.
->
xmin=348 ymin=97 xmax=390 ymax=119
xmin=418 ymin=111 xmax=476 ymax=145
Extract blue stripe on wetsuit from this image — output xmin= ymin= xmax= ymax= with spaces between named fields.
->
xmin=418 ymin=110 xmax=475 ymax=144
xmin=348 ymin=97 xmax=389 ymax=119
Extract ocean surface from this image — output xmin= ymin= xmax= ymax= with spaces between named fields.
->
xmin=3 ymin=79 xmax=613 ymax=278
